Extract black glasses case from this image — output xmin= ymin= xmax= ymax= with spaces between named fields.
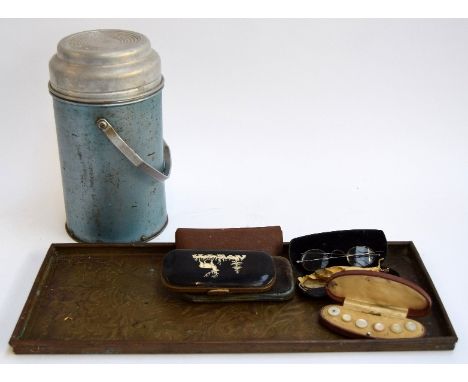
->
xmin=161 ymin=249 xmax=295 ymax=302
xmin=289 ymin=229 xmax=388 ymax=297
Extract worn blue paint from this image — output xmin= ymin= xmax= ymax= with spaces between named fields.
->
xmin=52 ymin=90 xmax=168 ymax=243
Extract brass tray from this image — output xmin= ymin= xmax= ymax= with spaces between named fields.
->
xmin=9 ymin=242 xmax=457 ymax=354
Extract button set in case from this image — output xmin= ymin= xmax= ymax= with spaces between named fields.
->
xmin=321 ymin=305 xmax=425 ymax=339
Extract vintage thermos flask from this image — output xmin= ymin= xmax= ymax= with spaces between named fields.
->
xmin=49 ymin=30 xmax=171 ymax=242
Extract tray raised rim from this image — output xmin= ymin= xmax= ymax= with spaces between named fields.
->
xmin=9 ymin=241 xmax=458 ymax=354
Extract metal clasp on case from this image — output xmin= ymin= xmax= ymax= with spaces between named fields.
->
xmin=207 ymin=289 xmax=230 ymax=296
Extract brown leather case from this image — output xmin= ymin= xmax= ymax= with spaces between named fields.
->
xmin=175 ymin=226 xmax=283 ymax=257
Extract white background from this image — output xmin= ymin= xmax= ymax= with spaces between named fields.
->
xmin=0 ymin=19 xmax=466 ymax=363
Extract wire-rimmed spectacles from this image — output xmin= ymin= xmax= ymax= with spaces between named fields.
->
xmin=296 ymin=245 xmax=383 ymax=272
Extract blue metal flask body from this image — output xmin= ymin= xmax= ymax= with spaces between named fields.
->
xmin=49 ymin=30 xmax=171 ymax=243
xmin=52 ymin=91 xmax=168 ymax=242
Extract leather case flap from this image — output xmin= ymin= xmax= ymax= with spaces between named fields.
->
xmin=175 ymin=226 xmax=283 ymax=256
xmin=162 ymin=249 xmax=276 ymax=294
xmin=326 ymin=270 xmax=431 ymax=317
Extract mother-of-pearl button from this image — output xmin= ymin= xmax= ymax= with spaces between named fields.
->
xmin=355 ymin=318 xmax=368 ymax=328
xmin=405 ymin=321 xmax=417 ymax=332
xmin=327 ymin=306 xmax=341 ymax=316
xmin=373 ymin=322 xmax=385 ymax=332
xmin=342 ymin=314 xmax=352 ymax=322
xmin=391 ymin=323 xmax=402 ymax=333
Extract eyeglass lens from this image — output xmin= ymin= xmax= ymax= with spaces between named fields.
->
xmin=347 ymin=245 xmax=377 ymax=267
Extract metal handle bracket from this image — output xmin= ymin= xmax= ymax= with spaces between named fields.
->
xmin=96 ymin=118 xmax=171 ymax=183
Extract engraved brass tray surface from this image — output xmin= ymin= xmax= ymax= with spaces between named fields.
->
xmin=9 ymin=242 xmax=457 ymax=354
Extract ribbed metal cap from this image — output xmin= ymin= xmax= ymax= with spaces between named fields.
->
xmin=49 ymin=29 xmax=163 ymax=104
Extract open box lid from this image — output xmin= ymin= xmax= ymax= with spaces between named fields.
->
xmin=326 ymin=270 xmax=432 ymax=317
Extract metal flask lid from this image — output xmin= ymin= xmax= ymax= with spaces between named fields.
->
xmin=49 ymin=29 xmax=163 ymax=104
